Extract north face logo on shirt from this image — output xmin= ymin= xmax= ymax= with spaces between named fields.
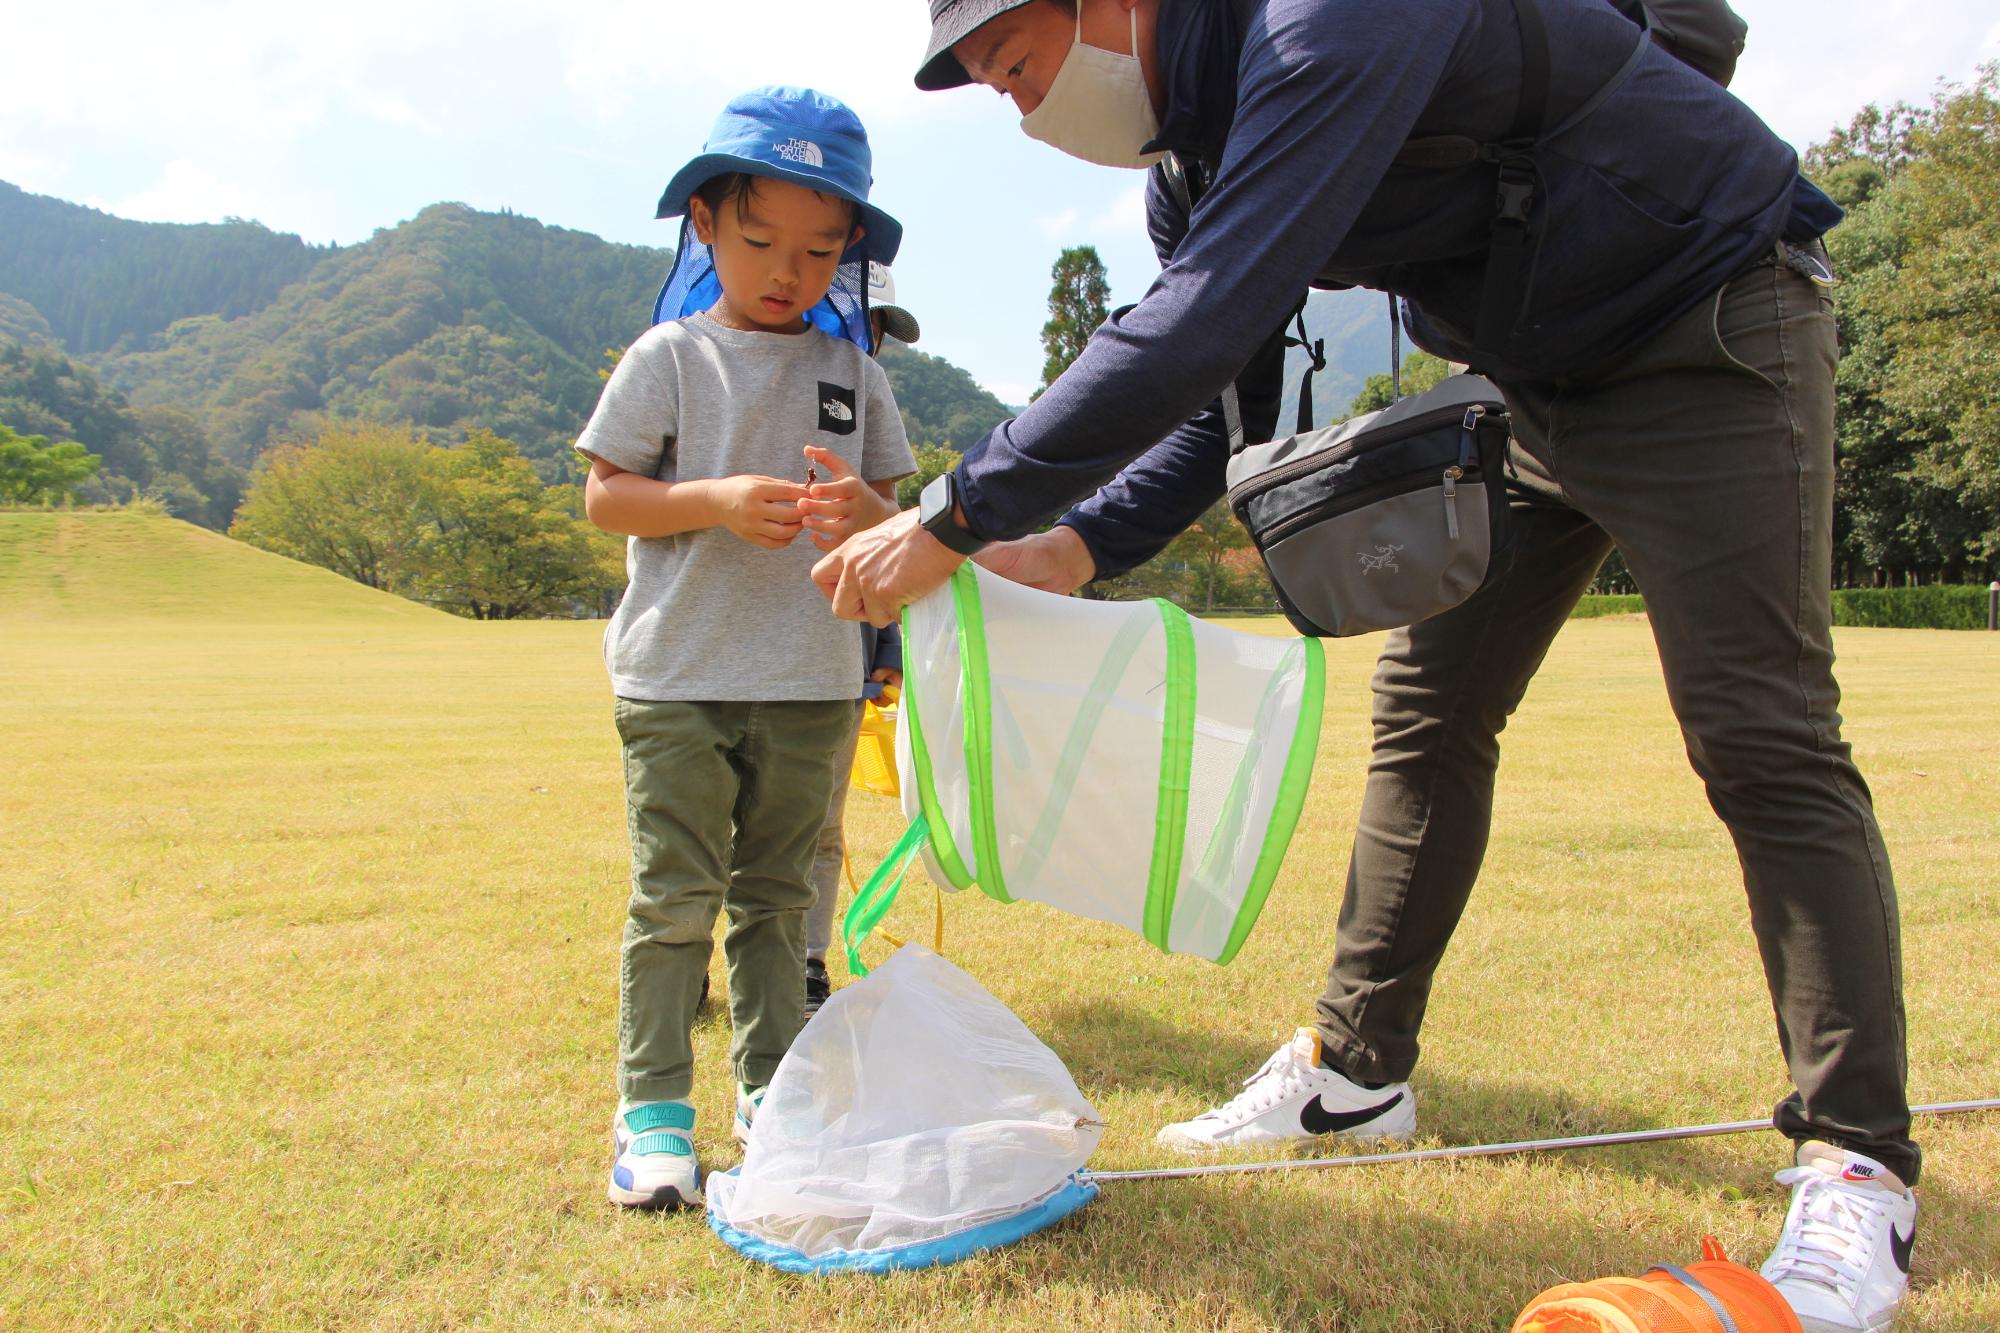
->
xmin=817 ymin=381 xmax=856 ymax=435
xmin=774 ymin=138 xmax=825 ymax=168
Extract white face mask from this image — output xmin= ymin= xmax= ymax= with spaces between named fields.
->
xmin=1019 ymin=6 xmax=1167 ymax=170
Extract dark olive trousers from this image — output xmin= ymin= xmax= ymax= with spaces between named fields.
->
xmin=1313 ymin=248 xmax=1918 ymax=1182
xmin=614 ymin=697 xmax=855 ymax=1102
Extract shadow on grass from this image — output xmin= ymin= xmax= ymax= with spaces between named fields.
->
xmin=1008 ymin=999 xmax=1997 ymax=1325
xmin=1038 ymin=1000 xmax=1277 ymax=1104
xmin=1002 ymin=1123 xmax=1992 ymax=1329
xmin=1039 ymin=997 xmax=1991 ymax=1199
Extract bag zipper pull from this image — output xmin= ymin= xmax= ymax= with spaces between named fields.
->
xmin=1443 ymin=465 xmax=1462 ymax=540
xmin=1459 ymin=405 xmax=1484 ymax=470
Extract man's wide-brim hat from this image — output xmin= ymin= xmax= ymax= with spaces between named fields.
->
xmin=867 ymin=262 xmax=922 ymax=345
xmin=916 ymin=0 xmax=1039 ymax=91
xmin=656 ymin=86 xmax=903 ymax=265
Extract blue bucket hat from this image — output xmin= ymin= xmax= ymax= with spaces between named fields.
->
xmin=656 ymin=86 xmax=902 ymax=265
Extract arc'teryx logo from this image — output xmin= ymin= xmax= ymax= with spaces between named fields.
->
xmin=774 ymin=138 xmax=824 ymax=167
xmin=1358 ymin=543 xmax=1405 ymax=575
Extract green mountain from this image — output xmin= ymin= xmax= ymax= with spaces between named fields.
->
xmin=876 ymin=341 xmax=1011 ymax=450
xmin=0 ymin=182 xmax=330 ymax=355
xmin=0 ymin=292 xmax=59 ymax=349
xmin=94 ymin=202 xmax=668 ymax=470
xmin=1 ymin=183 xmax=1026 ymax=501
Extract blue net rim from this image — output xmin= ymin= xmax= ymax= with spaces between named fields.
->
xmin=707 ymin=1171 xmax=1100 ymax=1274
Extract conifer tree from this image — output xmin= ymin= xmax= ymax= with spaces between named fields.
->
xmin=1037 ymin=246 xmax=1110 ymax=398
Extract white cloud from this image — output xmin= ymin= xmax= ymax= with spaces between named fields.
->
xmin=0 ymin=145 xmax=49 ymax=188
xmin=1731 ymin=0 xmax=2000 ymax=148
xmin=95 ymin=161 xmax=272 ymax=227
xmin=1093 ymin=184 xmax=1147 ymax=233
xmin=1034 ymin=206 xmax=1081 ymax=239
xmin=556 ymin=2 xmax=936 ymax=131
xmin=981 ymin=380 xmax=1037 ymax=408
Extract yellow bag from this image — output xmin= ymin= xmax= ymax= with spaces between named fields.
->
xmin=849 ymin=690 xmax=899 ymax=798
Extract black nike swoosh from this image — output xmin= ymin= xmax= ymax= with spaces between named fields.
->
xmin=1890 ymin=1219 xmax=1916 ymax=1274
xmin=1299 ymin=1090 xmax=1405 ymax=1135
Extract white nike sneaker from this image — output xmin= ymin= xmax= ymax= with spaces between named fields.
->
xmin=1155 ymin=1027 xmax=1416 ymax=1153
xmin=1761 ymin=1141 xmax=1918 ymax=1333
xmin=607 ymin=1099 xmax=702 ymax=1209
xmin=732 ymin=1083 xmax=766 ymax=1146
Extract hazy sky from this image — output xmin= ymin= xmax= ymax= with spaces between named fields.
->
xmin=5 ymin=0 xmax=1995 ymax=403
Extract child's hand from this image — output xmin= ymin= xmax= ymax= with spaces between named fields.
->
xmin=711 ymin=474 xmax=807 ymax=549
xmin=870 ymin=667 xmax=902 ymax=690
xmin=799 ymin=446 xmax=898 ymax=550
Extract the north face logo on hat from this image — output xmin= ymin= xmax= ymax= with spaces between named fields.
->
xmin=775 ymin=138 xmax=825 ymax=168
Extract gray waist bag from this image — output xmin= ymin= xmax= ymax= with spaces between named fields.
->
xmin=1226 ymin=374 xmax=1512 ymax=638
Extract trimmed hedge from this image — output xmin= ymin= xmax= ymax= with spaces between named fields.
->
xmin=1570 ymin=594 xmax=1647 ymax=618
xmin=1566 ymin=585 xmax=1996 ymax=629
xmin=1831 ymin=585 xmax=1995 ymax=630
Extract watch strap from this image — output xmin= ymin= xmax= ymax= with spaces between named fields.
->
xmin=922 ymin=474 xmax=988 ymax=556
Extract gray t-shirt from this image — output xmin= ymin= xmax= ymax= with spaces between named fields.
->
xmin=576 ymin=313 xmax=915 ymax=701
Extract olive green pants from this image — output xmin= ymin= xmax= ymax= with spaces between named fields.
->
xmin=613 ymin=697 xmax=854 ymax=1102
xmin=1314 ymin=247 xmax=1918 ymax=1182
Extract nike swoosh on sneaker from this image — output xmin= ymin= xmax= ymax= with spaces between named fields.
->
xmin=1298 ymin=1090 xmax=1405 ymax=1135
xmin=1890 ymin=1220 xmax=1916 ymax=1274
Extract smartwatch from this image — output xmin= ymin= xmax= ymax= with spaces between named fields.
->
xmin=918 ymin=472 xmax=987 ymax=556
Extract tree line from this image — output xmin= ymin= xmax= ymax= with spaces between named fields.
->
xmin=229 ymin=423 xmax=624 ymax=620
xmin=1811 ymin=66 xmax=1999 ymax=586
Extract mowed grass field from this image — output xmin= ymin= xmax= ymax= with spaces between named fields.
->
xmin=2 ymin=510 xmax=1996 ymax=1331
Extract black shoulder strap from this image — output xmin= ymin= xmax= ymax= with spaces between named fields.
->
xmin=1282 ymin=306 xmax=1326 ymax=434
xmin=1471 ymin=0 xmax=1552 ymax=353
xmin=1389 ymin=294 xmax=1404 ymax=402
xmin=1392 ymin=0 xmax=1654 ymax=357
xmin=1162 ymin=150 xmax=1292 ymax=450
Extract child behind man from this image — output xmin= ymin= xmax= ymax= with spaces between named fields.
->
xmin=575 ymin=87 xmax=913 ymax=1210
xmin=801 ymin=263 xmax=924 ymax=1013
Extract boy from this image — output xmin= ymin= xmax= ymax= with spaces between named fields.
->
xmin=576 ymin=87 xmax=914 ymax=1210
xmin=799 ymin=262 xmax=923 ymax=1016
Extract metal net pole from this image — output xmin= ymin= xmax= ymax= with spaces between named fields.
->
xmin=1088 ymin=1099 xmax=2000 ymax=1184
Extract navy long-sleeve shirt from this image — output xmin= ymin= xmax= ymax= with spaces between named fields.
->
xmin=953 ymin=0 xmax=1841 ymax=578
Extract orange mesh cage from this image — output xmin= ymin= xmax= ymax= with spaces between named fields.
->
xmin=1512 ymin=1238 xmax=1803 ymax=1333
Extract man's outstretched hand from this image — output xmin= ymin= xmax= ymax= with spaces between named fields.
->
xmin=812 ymin=513 xmax=1100 ymax=626
xmin=812 ymin=508 xmax=963 ymax=627
xmin=972 ymin=526 xmax=1097 ymax=594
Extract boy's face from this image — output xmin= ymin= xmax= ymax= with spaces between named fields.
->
xmin=689 ymin=178 xmax=862 ymax=335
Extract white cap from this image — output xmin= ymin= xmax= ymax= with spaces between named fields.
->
xmin=866 ymin=261 xmax=921 ymax=345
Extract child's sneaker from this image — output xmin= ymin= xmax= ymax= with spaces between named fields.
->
xmin=1761 ymin=1142 xmax=1917 ymax=1333
xmin=1155 ymin=1027 xmax=1416 ymax=1152
xmin=607 ymin=1099 xmax=701 ymax=1210
xmin=803 ymin=958 xmax=832 ymax=1020
xmin=733 ymin=1084 xmax=767 ymax=1145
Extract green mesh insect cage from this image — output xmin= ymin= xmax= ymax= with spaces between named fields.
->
xmin=845 ymin=565 xmax=1325 ymax=973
